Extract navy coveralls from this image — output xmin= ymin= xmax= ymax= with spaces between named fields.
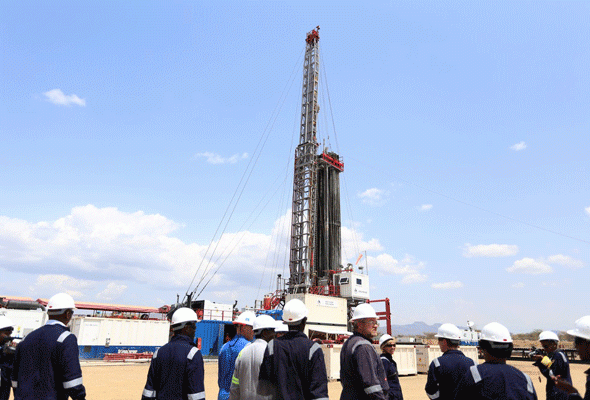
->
xmin=218 ymin=335 xmax=250 ymax=400
xmin=425 ymin=349 xmax=475 ymax=400
xmin=258 ymin=331 xmax=329 ymax=400
xmin=453 ymin=362 xmax=537 ymax=400
xmin=380 ymin=352 xmax=403 ymax=400
xmin=141 ymin=333 xmax=205 ymax=400
xmin=11 ymin=320 xmax=86 ymax=400
xmin=533 ymin=349 xmax=572 ymax=400
xmin=568 ymin=368 xmax=590 ymax=400
xmin=0 ymin=346 xmax=15 ymax=400
xmin=340 ymin=333 xmax=388 ymax=400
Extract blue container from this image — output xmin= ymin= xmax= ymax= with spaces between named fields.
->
xmin=195 ymin=320 xmax=233 ymax=356
xmin=256 ymin=309 xmax=283 ymax=320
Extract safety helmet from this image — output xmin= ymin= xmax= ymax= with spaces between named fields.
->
xmin=47 ymin=293 xmax=76 ymax=312
xmin=480 ymin=322 xmax=513 ymax=343
xmin=379 ymin=334 xmax=394 ymax=348
xmin=435 ymin=323 xmax=462 ymax=340
xmin=567 ymin=315 xmax=590 ymax=341
xmin=253 ymin=315 xmax=277 ymax=332
xmin=351 ymin=303 xmax=377 ymax=321
xmin=171 ymin=307 xmax=198 ymax=327
xmin=234 ymin=310 xmax=255 ymax=327
xmin=0 ymin=316 xmax=14 ymax=331
xmin=275 ymin=321 xmax=289 ymax=333
xmin=282 ymin=299 xmax=308 ymax=324
xmin=539 ymin=331 xmax=559 ymax=342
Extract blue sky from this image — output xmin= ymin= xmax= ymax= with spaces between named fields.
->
xmin=1 ymin=1 xmax=588 ymax=332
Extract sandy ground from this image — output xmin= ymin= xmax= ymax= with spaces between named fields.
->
xmin=7 ymin=359 xmax=581 ymax=400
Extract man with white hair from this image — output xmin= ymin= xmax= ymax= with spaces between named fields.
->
xmin=11 ymin=293 xmax=86 ymax=400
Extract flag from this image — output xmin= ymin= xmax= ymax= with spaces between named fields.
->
xmin=355 ymin=253 xmax=363 ymax=265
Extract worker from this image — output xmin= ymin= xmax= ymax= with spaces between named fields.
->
xmin=453 ymin=322 xmax=537 ymax=400
xmin=552 ymin=315 xmax=590 ymax=399
xmin=340 ymin=303 xmax=388 ymax=400
xmin=0 ymin=316 xmax=15 ymax=400
xmin=425 ymin=323 xmax=475 ymax=400
xmin=141 ymin=307 xmax=204 ymax=400
xmin=275 ymin=321 xmax=288 ymax=338
xmin=258 ymin=298 xmax=329 ymax=400
xmin=379 ymin=334 xmax=403 ymax=400
xmin=11 ymin=292 xmax=86 ymax=400
xmin=229 ymin=314 xmax=276 ymax=400
xmin=531 ymin=330 xmax=571 ymax=400
xmin=218 ymin=310 xmax=255 ymax=400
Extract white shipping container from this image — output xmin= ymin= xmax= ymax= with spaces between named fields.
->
xmin=286 ymin=294 xmax=348 ymax=336
xmin=71 ymin=317 xmax=170 ymax=347
xmin=0 ymin=309 xmax=47 ymax=337
xmin=416 ymin=345 xmax=480 ymax=373
xmin=200 ymin=300 xmax=233 ymax=321
xmin=321 ymin=344 xmax=342 ymax=381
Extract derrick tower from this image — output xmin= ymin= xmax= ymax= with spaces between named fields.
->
xmin=288 ymin=27 xmax=344 ymax=294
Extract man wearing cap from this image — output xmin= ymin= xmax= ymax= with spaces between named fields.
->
xmin=0 ymin=316 xmax=16 ymax=400
xmin=425 ymin=323 xmax=475 ymax=400
xmin=379 ymin=334 xmax=403 ymax=400
xmin=229 ymin=315 xmax=276 ymax=400
xmin=453 ymin=322 xmax=537 ymax=400
xmin=11 ymin=293 xmax=86 ymax=400
xmin=340 ymin=303 xmax=388 ymax=400
xmin=553 ymin=315 xmax=590 ymax=400
xmin=258 ymin=298 xmax=329 ymax=400
xmin=532 ymin=331 xmax=571 ymax=400
xmin=218 ymin=311 xmax=255 ymax=400
xmin=141 ymin=307 xmax=205 ymax=400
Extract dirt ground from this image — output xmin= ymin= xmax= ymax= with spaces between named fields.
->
xmin=8 ymin=359 xmax=580 ymax=400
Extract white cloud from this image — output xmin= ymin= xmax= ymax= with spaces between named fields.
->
xmin=43 ymin=89 xmax=86 ymax=107
xmin=545 ymin=254 xmax=584 ymax=270
xmin=585 ymin=206 xmax=590 ymax=216
xmin=195 ymin=152 xmax=248 ymax=165
xmin=506 ymin=258 xmax=552 ymax=274
xmin=402 ymin=273 xmax=428 ymax=284
xmin=370 ymin=253 xmax=428 ymax=284
xmin=512 ymin=282 xmax=525 ymax=289
xmin=29 ymin=274 xmax=94 ymax=298
xmin=510 ymin=141 xmax=527 ymax=151
xmin=418 ymin=204 xmax=433 ymax=212
xmin=431 ymin=281 xmax=464 ymax=290
xmin=463 ymin=243 xmax=519 ymax=258
xmin=358 ymin=188 xmax=389 ymax=207
xmin=96 ymin=282 xmax=128 ymax=301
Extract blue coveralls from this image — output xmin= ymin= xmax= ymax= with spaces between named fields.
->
xmin=380 ymin=352 xmax=403 ymax=400
xmin=340 ymin=333 xmax=388 ymax=400
xmin=0 ymin=346 xmax=15 ymax=400
xmin=453 ymin=362 xmax=537 ymax=400
xmin=141 ymin=333 xmax=205 ymax=400
xmin=568 ymin=368 xmax=590 ymax=400
xmin=534 ymin=349 xmax=572 ymax=400
xmin=258 ymin=331 xmax=329 ymax=400
xmin=425 ymin=349 xmax=475 ymax=400
xmin=218 ymin=335 xmax=251 ymax=400
xmin=11 ymin=320 xmax=86 ymax=400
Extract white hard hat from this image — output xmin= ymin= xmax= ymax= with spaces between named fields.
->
xmin=379 ymin=334 xmax=394 ymax=348
xmin=0 ymin=316 xmax=14 ymax=331
xmin=253 ymin=315 xmax=277 ymax=332
xmin=351 ymin=303 xmax=377 ymax=321
xmin=275 ymin=321 xmax=289 ymax=333
xmin=282 ymin=299 xmax=308 ymax=324
xmin=435 ymin=323 xmax=462 ymax=340
xmin=480 ymin=322 xmax=513 ymax=343
xmin=539 ymin=330 xmax=559 ymax=342
xmin=47 ymin=293 xmax=76 ymax=312
xmin=567 ymin=315 xmax=590 ymax=341
xmin=171 ymin=307 xmax=198 ymax=327
xmin=234 ymin=310 xmax=255 ymax=327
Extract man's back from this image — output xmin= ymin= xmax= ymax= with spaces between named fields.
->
xmin=218 ymin=335 xmax=251 ymax=400
xmin=12 ymin=323 xmax=85 ymax=400
xmin=454 ymin=363 xmax=537 ymax=400
xmin=230 ymin=338 xmax=273 ymax=400
xmin=425 ymin=349 xmax=475 ymax=400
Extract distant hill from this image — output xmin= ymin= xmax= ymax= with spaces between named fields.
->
xmin=380 ymin=321 xmax=442 ymax=336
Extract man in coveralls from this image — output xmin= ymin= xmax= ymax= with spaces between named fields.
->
xmin=531 ymin=330 xmax=571 ymax=400
xmin=425 ymin=323 xmax=475 ymax=400
xmin=258 ymin=298 xmax=329 ymax=400
xmin=379 ymin=334 xmax=403 ymax=400
xmin=340 ymin=303 xmax=388 ymax=400
xmin=0 ymin=316 xmax=16 ymax=400
xmin=11 ymin=292 xmax=86 ymax=400
xmin=453 ymin=322 xmax=537 ymax=400
xmin=229 ymin=314 xmax=276 ymax=400
xmin=141 ymin=307 xmax=205 ymax=400
xmin=553 ymin=315 xmax=590 ymax=399
xmin=218 ymin=311 xmax=255 ymax=400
